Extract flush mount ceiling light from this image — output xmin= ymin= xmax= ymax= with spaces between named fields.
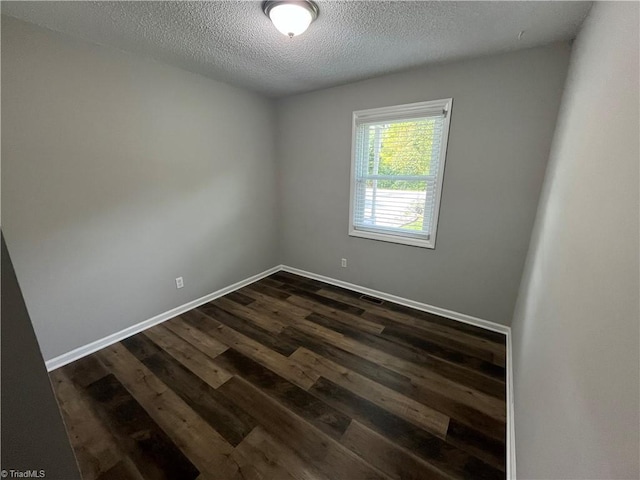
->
xmin=262 ymin=1 xmax=319 ymax=38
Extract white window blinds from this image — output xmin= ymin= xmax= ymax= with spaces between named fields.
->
xmin=349 ymin=99 xmax=452 ymax=249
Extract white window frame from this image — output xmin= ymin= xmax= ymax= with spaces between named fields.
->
xmin=348 ymin=98 xmax=452 ymax=249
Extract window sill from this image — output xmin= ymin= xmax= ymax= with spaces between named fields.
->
xmin=348 ymin=228 xmax=435 ymax=249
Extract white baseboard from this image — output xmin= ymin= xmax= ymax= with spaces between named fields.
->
xmin=44 ymin=265 xmax=282 ymax=372
xmin=280 ymin=265 xmax=510 ymax=335
xmin=506 ymin=330 xmax=517 ymax=479
xmin=280 ymin=264 xmax=515 ymax=479
xmin=45 ymin=262 xmax=516 ymax=479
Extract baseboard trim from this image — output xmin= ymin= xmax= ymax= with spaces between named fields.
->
xmin=45 ymin=262 xmax=516 ymax=478
xmin=506 ymin=330 xmax=517 ymax=479
xmin=44 ymin=265 xmax=282 ymax=372
xmin=280 ymin=265 xmax=510 ymax=335
xmin=280 ymin=264 xmax=515 ymax=479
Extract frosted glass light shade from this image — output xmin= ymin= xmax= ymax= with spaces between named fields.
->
xmin=265 ymin=2 xmax=318 ymax=38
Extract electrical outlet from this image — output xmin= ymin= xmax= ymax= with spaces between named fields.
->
xmin=341 ymin=258 xmax=347 ymax=268
xmin=175 ymin=277 xmax=184 ymax=289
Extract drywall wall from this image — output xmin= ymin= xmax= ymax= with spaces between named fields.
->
xmin=1 ymin=16 xmax=279 ymax=361
xmin=277 ymin=44 xmax=571 ymax=325
xmin=511 ymin=2 xmax=640 ymax=478
xmin=1 ymin=234 xmax=81 ymax=479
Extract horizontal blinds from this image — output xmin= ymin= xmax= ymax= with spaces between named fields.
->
xmin=353 ymin=113 xmax=445 ymax=239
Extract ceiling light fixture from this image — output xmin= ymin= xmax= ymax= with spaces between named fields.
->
xmin=262 ymin=1 xmax=319 ymax=38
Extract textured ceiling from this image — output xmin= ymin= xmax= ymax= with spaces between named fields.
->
xmin=2 ymin=1 xmax=592 ymax=97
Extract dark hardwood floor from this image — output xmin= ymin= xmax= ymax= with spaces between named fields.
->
xmin=50 ymin=272 xmax=507 ymax=480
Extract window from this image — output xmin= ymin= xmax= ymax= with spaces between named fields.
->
xmin=349 ymin=99 xmax=452 ymax=249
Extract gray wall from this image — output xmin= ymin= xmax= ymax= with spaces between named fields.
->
xmin=1 ymin=16 xmax=279 ymax=361
xmin=1 ymin=234 xmax=81 ymax=479
xmin=511 ymin=2 xmax=640 ymax=479
xmin=276 ymin=44 xmax=571 ymax=325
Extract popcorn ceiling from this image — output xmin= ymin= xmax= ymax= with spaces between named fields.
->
xmin=2 ymin=1 xmax=591 ymax=97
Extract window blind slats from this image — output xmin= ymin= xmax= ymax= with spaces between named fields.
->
xmin=353 ymin=113 xmax=446 ymax=239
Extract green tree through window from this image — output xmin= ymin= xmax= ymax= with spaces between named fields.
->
xmin=368 ymin=119 xmax=437 ymax=190
xmin=351 ymin=98 xmax=451 ymax=249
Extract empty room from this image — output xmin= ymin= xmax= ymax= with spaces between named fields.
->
xmin=1 ymin=1 xmax=638 ymax=479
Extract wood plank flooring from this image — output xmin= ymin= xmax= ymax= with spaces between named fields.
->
xmin=50 ymin=272 xmax=507 ymax=480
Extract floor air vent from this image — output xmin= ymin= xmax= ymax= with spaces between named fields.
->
xmin=359 ymin=294 xmax=384 ymax=305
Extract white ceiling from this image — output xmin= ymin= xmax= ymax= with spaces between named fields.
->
xmin=2 ymin=1 xmax=592 ymax=98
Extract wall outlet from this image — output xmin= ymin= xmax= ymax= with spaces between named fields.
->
xmin=175 ymin=276 xmax=184 ymax=289
xmin=341 ymin=258 xmax=347 ymax=268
